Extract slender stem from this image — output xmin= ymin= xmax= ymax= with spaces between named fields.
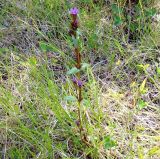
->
xmin=70 ymin=10 xmax=90 ymax=146
xmin=78 ymin=101 xmax=82 ymax=137
xmin=128 ymin=0 xmax=132 ymax=42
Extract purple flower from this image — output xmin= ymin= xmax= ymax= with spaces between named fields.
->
xmin=72 ymin=77 xmax=77 ymax=84
xmin=77 ymin=80 xmax=83 ymax=87
xmin=69 ymin=7 xmax=79 ymax=15
xmin=72 ymin=77 xmax=83 ymax=87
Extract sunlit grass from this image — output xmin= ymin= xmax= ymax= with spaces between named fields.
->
xmin=0 ymin=0 xmax=160 ymax=158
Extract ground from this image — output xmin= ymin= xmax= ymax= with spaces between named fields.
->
xmin=0 ymin=0 xmax=160 ymax=159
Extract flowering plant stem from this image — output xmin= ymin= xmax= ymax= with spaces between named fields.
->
xmin=69 ymin=7 xmax=89 ymax=145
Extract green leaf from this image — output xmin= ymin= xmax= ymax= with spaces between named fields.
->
xmin=145 ymin=8 xmax=157 ymax=17
xmin=111 ymin=4 xmax=123 ymax=14
xmin=156 ymin=67 xmax=160 ymax=75
xmin=29 ymin=57 xmax=37 ymax=66
xmin=39 ymin=41 xmax=66 ymax=59
xmin=104 ymin=135 xmax=117 ymax=149
xmin=39 ymin=42 xmax=54 ymax=52
xmin=114 ymin=16 xmax=123 ymax=26
xmin=144 ymin=64 xmax=150 ymax=70
xmin=148 ymin=146 xmax=160 ymax=156
xmin=130 ymin=23 xmax=138 ymax=32
xmin=81 ymin=63 xmax=90 ymax=70
xmin=72 ymin=36 xmax=78 ymax=48
xmin=45 ymin=80 xmax=71 ymax=123
xmin=64 ymin=96 xmax=77 ymax=102
xmin=140 ymin=78 xmax=147 ymax=94
xmin=137 ymin=64 xmax=149 ymax=72
xmin=67 ymin=67 xmax=80 ymax=75
xmin=138 ymin=99 xmax=148 ymax=110
xmin=0 ymin=48 xmax=8 ymax=54
xmin=39 ymin=42 xmax=60 ymax=53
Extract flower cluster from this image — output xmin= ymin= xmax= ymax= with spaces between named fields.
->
xmin=69 ymin=7 xmax=79 ymax=15
xmin=68 ymin=7 xmax=88 ymax=145
xmin=72 ymin=77 xmax=83 ymax=87
xmin=69 ymin=7 xmax=79 ymax=37
xmin=69 ymin=7 xmax=83 ymax=98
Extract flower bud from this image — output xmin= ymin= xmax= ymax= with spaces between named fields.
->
xmin=72 ymin=77 xmax=77 ymax=84
xmin=77 ymin=80 xmax=83 ymax=87
xmin=69 ymin=7 xmax=79 ymax=15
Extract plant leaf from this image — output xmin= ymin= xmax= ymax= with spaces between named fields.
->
xmin=111 ymin=4 xmax=123 ymax=14
xmin=114 ymin=16 xmax=123 ymax=26
xmin=138 ymin=99 xmax=148 ymax=110
xmin=145 ymin=8 xmax=157 ymax=17
xmin=29 ymin=57 xmax=37 ymax=66
xmin=72 ymin=36 xmax=78 ymax=48
xmin=39 ymin=42 xmax=54 ymax=52
xmin=140 ymin=78 xmax=147 ymax=93
xmin=156 ymin=67 xmax=160 ymax=75
xmin=148 ymin=146 xmax=160 ymax=156
xmin=104 ymin=135 xmax=117 ymax=149
xmin=64 ymin=96 xmax=77 ymax=102
xmin=39 ymin=42 xmax=66 ymax=58
xmin=67 ymin=67 xmax=80 ymax=75
xmin=81 ymin=63 xmax=90 ymax=70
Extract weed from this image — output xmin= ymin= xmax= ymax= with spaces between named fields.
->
xmin=0 ymin=0 xmax=160 ymax=158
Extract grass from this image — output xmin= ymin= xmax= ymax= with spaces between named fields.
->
xmin=0 ymin=0 xmax=160 ymax=158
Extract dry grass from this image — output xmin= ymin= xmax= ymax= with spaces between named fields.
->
xmin=0 ymin=0 xmax=160 ymax=158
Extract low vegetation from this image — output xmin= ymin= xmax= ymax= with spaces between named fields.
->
xmin=0 ymin=0 xmax=160 ymax=158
